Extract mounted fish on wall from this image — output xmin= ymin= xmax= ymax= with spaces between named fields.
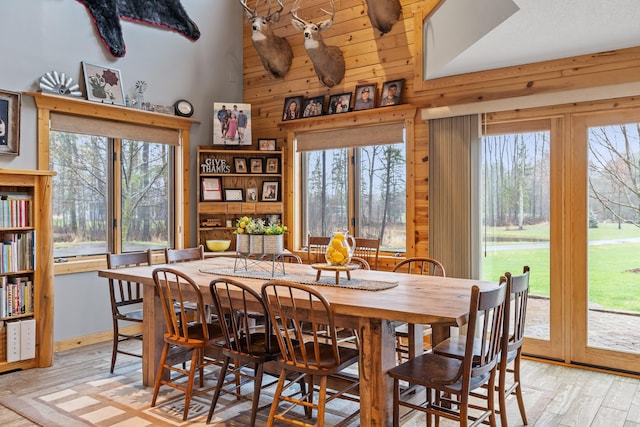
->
xmin=366 ymin=0 xmax=402 ymax=35
xmin=76 ymin=0 xmax=200 ymax=57
xmin=239 ymin=0 xmax=293 ymax=79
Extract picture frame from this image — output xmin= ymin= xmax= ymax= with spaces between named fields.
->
xmin=250 ymin=158 xmax=263 ymax=174
xmin=262 ymin=181 xmax=279 ymax=201
xmin=246 ymin=187 xmax=258 ymax=202
xmin=233 ymin=157 xmax=248 ymax=173
xmin=213 ymin=102 xmax=252 ymax=146
xmin=327 ymin=92 xmax=352 ymax=114
xmin=81 ymin=61 xmax=126 ymax=106
xmin=266 ymin=157 xmax=279 ymax=174
xmin=302 ymin=95 xmax=325 ymax=118
xmin=258 ymin=138 xmax=277 ymax=151
xmin=200 ymin=177 xmax=223 ymax=202
xmin=266 ymin=213 xmax=281 ymax=225
xmin=354 ymin=83 xmax=377 ymax=111
xmin=282 ymin=95 xmax=303 ymax=121
xmin=0 ymin=89 xmax=21 ymax=156
xmin=224 ymin=188 xmax=244 ymax=202
xmin=379 ymin=78 xmax=405 ymax=107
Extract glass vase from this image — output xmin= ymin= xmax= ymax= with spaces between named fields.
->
xmin=325 ymin=231 xmax=353 ymax=266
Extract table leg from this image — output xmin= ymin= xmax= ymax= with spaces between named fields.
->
xmin=358 ymin=317 xmax=395 ymax=426
xmin=142 ymin=284 xmax=164 ymax=387
xmin=335 ymin=271 xmax=340 ymax=284
xmin=316 ymin=270 xmax=321 ymax=281
xmin=346 ymin=270 xmax=351 ymax=280
xmin=431 ymin=322 xmax=453 ymax=346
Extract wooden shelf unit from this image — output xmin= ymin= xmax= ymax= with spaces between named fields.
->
xmin=0 ymin=169 xmax=54 ymax=372
xmin=197 ymin=147 xmax=284 ymax=251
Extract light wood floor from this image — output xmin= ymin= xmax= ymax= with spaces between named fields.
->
xmin=0 ymin=341 xmax=639 ymax=426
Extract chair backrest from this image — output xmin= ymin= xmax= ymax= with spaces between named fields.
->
xmin=392 ymin=256 xmax=446 ymax=277
xmin=152 ymin=267 xmax=209 ymax=344
xmin=350 ymin=256 xmax=370 ymax=270
xmin=209 ymin=277 xmax=273 ymax=356
xmin=462 ymin=279 xmax=508 ymax=386
xmin=106 ymin=250 xmax=152 ymax=312
xmin=504 ymin=266 xmax=530 ymax=353
xmin=261 ymin=280 xmax=343 ymax=369
xmin=276 ymin=252 xmax=303 ymax=264
xmin=307 ymin=235 xmax=330 ymax=264
xmin=164 ymin=245 xmax=205 ymax=263
xmin=347 ymin=237 xmax=380 ymax=269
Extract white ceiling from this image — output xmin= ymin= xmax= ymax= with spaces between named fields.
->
xmin=426 ymin=0 xmax=640 ymax=79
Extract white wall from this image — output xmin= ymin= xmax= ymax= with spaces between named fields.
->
xmin=0 ymin=0 xmax=244 ymax=342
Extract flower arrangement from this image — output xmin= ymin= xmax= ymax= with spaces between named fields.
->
xmin=235 ymin=216 xmax=271 ymax=235
xmin=266 ymin=222 xmax=288 ymax=235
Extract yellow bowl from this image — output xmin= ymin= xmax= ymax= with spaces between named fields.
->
xmin=206 ymin=239 xmax=231 ymax=252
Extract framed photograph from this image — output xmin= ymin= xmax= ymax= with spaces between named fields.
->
xmin=327 ymin=92 xmax=352 ymax=114
xmin=213 ymin=102 xmax=252 ymax=146
xmin=0 ymin=90 xmax=21 ymax=156
xmin=266 ymin=213 xmax=281 ymax=225
xmin=200 ymin=177 xmax=223 ymax=202
xmin=282 ymin=95 xmax=303 ymax=121
xmin=354 ymin=83 xmax=377 ymax=111
xmin=379 ymin=78 xmax=405 ymax=107
xmin=224 ymin=188 xmax=244 ymax=202
xmin=262 ymin=181 xmax=279 ymax=202
xmin=302 ymin=95 xmax=325 ymax=118
xmin=258 ymin=138 xmax=277 ymax=151
xmin=81 ymin=61 xmax=125 ymax=106
xmin=250 ymin=158 xmax=263 ymax=173
xmin=266 ymin=157 xmax=279 ymax=174
xmin=246 ymin=187 xmax=258 ymax=202
xmin=234 ymin=157 xmax=248 ymax=173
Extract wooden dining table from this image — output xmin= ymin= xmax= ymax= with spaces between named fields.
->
xmin=98 ymin=256 xmax=497 ymax=426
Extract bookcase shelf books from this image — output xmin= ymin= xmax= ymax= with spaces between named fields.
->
xmin=0 ymin=170 xmax=54 ymax=372
xmin=197 ymin=146 xmax=284 ymax=251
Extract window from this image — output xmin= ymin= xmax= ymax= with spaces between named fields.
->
xmin=50 ymin=132 xmax=172 ymax=258
xmin=301 ymin=142 xmax=407 ymax=252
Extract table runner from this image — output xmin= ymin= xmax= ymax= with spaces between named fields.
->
xmin=199 ymin=266 xmax=398 ymax=291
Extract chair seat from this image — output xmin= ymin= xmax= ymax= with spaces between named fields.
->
xmin=290 ymin=341 xmax=360 ymax=372
xmin=164 ymin=322 xmax=223 ymax=348
xmin=116 ymin=309 xmax=144 ymax=322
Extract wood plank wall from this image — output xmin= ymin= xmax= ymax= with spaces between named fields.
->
xmin=241 ymin=0 xmax=640 ymax=261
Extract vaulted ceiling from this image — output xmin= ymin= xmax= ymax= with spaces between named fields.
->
xmin=425 ymin=0 xmax=640 ymax=79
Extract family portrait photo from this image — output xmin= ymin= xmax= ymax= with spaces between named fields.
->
xmin=328 ymin=93 xmax=351 ymax=114
xmin=282 ymin=96 xmax=303 ymax=121
xmin=303 ymin=96 xmax=325 ymax=117
xmin=354 ymin=84 xmax=377 ymax=111
xmin=379 ymin=79 xmax=404 ymax=107
xmin=213 ymin=102 xmax=252 ymax=145
xmin=0 ymin=90 xmax=20 ymax=155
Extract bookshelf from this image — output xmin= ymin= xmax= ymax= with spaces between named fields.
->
xmin=0 ymin=169 xmax=54 ymax=371
xmin=197 ymin=146 xmax=284 ymax=251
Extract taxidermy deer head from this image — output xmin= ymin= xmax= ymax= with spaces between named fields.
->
xmin=366 ymin=0 xmax=402 ymax=35
xmin=291 ymin=0 xmax=345 ymax=88
xmin=240 ymin=0 xmax=293 ymax=78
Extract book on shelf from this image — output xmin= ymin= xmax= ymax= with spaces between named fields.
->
xmin=0 ymin=194 xmax=32 ymax=228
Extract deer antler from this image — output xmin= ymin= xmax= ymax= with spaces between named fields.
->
xmin=318 ymin=0 xmax=336 ymax=28
xmin=239 ymin=0 xmax=256 ymax=19
xmin=265 ymin=0 xmax=285 ymax=22
xmin=290 ymin=0 xmax=306 ymax=26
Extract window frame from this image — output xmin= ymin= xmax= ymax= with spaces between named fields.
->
xmin=32 ymin=92 xmax=195 ymax=274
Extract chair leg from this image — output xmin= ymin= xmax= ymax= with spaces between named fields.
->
xmin=268 ymin=369 xmax=287 ymax=425
xmin=182 ymin=348 xmax=200 ymax=421
xmin=498 ymin=365 xmax=509 ymax=427
xmin=250 ymin=362 xmax=265 ymax=427
xmin=513 ymin=355 xmax=528 ymax=425
xmin=110 ymin=321 xmax=119 ymax=374
xmin=316 ymin=375 xmax=328 ymax=427
xmin=487 ymin=370 xmax=498 ymax=427
xmin=207 ymin=357 xmax=230 ymax=423
xmin=392 ymin=378 xmax=400 ymax=427
xmin=151 ymin=343 xmax=170 ymax=407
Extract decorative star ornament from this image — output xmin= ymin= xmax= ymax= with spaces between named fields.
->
xmin=77 ymin=0 xmax=200 ymax=57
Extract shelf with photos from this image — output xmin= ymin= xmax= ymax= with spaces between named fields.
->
xmin=197 ymin=146 xmax=284 ymax=251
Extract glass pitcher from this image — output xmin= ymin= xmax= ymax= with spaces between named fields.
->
xmin=325 ymin=231 xmax=353 ymax=266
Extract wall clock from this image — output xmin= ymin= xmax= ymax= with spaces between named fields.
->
xmin=174 ymin=99 xmax=194 ymax=117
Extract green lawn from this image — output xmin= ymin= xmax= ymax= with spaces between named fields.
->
xmin=482 ymin=223 xmax=640 ymax=312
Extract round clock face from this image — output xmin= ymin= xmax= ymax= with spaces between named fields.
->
xmin=174 ymin=99 xmax=193 ymax=117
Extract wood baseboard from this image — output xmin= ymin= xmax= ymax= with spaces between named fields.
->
xmin=53 ymin=325 xmax=143 ymax=353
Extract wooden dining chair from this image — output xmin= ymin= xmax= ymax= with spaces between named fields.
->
xmin=105 ymin=249 xmax=152 ymax=373
xmin=275 ymin=252 xmax=303 ymax=264
xmin=433 ymin=266 xmax=530 ymax=427
xmin=392 ymin=256 xmax=447 ymax=363
xmin=389 ymin=280 xmax=509 ymax=427
xmin=347 ymin=237 xmax=380 ymax=269
xmin=261 ymin=280 xmax=360 ymax=427
xmin=150 ymin=267 xmax=223 ymax=421
xmin=349 ymin=255 xmax=370 ymax=270
xmin=307 ymin=235 xmax=331 ymax=264
xmin=164 ymin=245 xmax=205 ymax=263
xmin=207 ymin=277 xmax=283 ymax=426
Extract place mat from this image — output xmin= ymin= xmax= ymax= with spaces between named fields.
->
xmin=199 ymin=266 xmax=398 ymax=291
